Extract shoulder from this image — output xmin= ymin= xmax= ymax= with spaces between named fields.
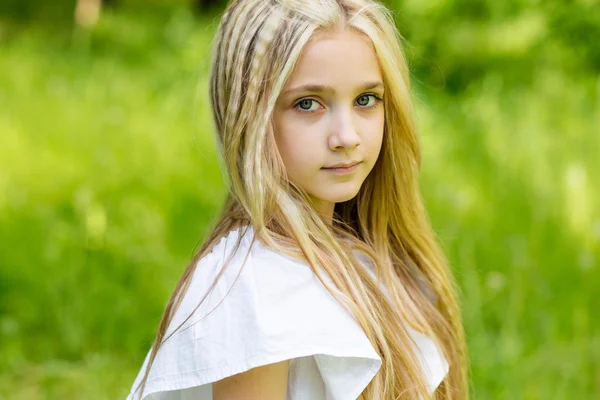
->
xmin=126 ymin=226 xmax=382 ymax=400
xmin=177 ymin=226 xmax=333 ymax=330
xmin=184 ymin=226 xmax=378 ymax=354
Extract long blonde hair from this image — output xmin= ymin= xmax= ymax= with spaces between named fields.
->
xmin=133 ymin=0 xmax=468 ymax=398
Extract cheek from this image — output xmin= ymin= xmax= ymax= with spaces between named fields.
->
xmin=274 ymin=118 xmax=323 ymax=174
xmin=362 ymin=113 xmax=385 ymax=156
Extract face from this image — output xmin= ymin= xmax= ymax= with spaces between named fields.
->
xmin=273 ymin=26 xmax=385 ymax=220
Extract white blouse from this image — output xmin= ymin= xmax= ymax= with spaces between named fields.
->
xmin=125 ymin=226 xmax=448 ymax=400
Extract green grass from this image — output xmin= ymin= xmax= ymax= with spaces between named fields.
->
xmin=0 ymin=5 xmax=598 ymax=399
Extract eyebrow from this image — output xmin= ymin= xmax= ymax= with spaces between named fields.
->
xmin=282 ymin=81 xmax=384 ymax=97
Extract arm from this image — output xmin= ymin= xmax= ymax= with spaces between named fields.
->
xmin=212 ymin=360 xmax=290 ymax=400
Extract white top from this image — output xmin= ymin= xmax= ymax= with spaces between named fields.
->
xmin=125 ymin=226 xmax=449 ymax=400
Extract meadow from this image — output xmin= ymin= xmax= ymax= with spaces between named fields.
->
xmin=0 ymin=2 xmax=598 ymax=399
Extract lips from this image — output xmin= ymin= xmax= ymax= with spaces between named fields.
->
xmin=323 ymin=161 xmax=361 ymax=169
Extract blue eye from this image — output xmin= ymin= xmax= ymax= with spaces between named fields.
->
xmin=294 ymin=99 xmax=321 ymax=113
xmin=356 ymin=94 xmax=382 ymax=108
xmin=293 ymin=94 xmax=383 ymax=113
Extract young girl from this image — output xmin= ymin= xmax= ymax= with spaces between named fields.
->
xmin=126 ymin=0 xmax=468 ymax=399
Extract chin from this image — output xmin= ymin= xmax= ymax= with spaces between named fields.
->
xmin=317 ymin=185 xmax=362 ymax=204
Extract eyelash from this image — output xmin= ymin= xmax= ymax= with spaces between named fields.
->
xmin=293 ymin=94 xmax=384 ymax=114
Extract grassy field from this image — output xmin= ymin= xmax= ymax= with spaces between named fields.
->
xmin=0 ymin=4 xmax=598 ymax=399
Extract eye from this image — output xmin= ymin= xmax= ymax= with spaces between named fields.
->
xmin=355 ymin=94 xmax=382 ymax=108
xmin=294 ymin=98 xmax=322 ymax=113
xmin=293 ymin=94 xmax=383 ymax=113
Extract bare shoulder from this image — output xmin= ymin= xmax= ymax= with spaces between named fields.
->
xmin=212 ymin=360 xmax=290 ymax=400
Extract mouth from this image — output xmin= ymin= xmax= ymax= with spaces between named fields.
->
xmin=322 ymin=161 xmax=362 ymax=174
xmin=322 ymin=161 xmax=361 ymax=169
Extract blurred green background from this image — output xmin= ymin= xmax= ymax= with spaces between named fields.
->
xmin=0 ymin=0 xmax=598 ymax=398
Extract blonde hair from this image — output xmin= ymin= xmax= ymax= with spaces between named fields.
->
xmin=133 ymin=0 xmax=468 ymax=398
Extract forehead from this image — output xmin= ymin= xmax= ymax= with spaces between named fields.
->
xmin=285 ymin=27 xmax=383 ymax=89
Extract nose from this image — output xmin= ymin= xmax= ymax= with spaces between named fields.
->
xmin=327 ymin=108 xmax=361 ymax=151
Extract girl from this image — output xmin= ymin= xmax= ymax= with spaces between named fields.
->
xmin=126 ymin=0 xmax=468 ymax=399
